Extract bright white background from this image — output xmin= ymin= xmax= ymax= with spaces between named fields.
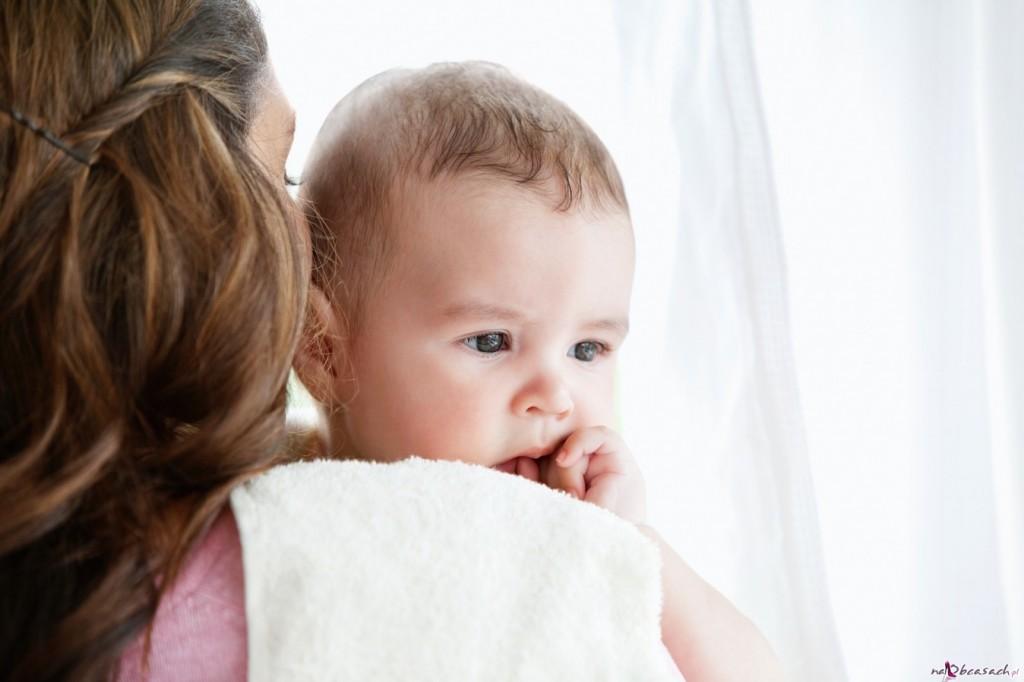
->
xmin=258 ymin=2 xmax=1023 ymax=680
xmin=750 ymin=2 xmax=1022 ymax=678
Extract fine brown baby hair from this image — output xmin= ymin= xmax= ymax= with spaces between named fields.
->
xmin=301 ymin=61 xmax=630 ymax=343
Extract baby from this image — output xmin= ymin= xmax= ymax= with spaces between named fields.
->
xmin=295 ymin=62 xmax=782 ymax=681
xmin=296 ymin=62 xmax=643 ymax=520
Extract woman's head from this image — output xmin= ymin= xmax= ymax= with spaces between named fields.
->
xmin=0 ymin=1 xmax=304 ymax=679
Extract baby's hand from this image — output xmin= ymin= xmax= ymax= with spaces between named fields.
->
xmin=539 ymin=426 xmax=646 ymax=525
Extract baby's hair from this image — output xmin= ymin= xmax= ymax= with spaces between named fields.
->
xmin=301 ymin=61 xmax=628 ymax=335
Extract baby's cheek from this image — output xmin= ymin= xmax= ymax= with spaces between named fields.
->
xmin=573 ymin=385 xmax=617 ymax=428
xmin=407 ymin=396 xmax=495 ymax=465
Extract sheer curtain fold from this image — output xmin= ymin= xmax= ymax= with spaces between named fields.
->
xmin=974 ymin=0 xmax=1024 ymax=664
xmin=749 ymin=1 xmax=1022 ymax=678
xmin=614 ymin=1 xmax=845 ymax=679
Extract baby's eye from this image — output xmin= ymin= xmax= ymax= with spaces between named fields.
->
xmin=570 ymin=341 xmax=605 ymax=362
xmin=284 ymin=173 xmax=301 ymax=187
xmin=463 ymin=332 xmax=509 ymax=354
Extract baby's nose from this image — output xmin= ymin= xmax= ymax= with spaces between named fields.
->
xmin=511 ymin=372 xmax=574 ymax=419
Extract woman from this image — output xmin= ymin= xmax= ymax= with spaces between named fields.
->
xmin=0 ymin=1 xmax=305 ymax=679
xmin=0 ymin=3 xmax=783 ymax=681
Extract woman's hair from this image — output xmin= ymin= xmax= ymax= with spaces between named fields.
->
xmin=0 ymin=1 xmax=306 ymax=679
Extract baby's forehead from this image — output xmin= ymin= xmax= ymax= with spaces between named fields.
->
xmin=389 ymin=173 xmax=630 ymax=249
xmin=368 ymin=173 xmax=635 ymax=334
xmin=402 ymin=170 xmax=628 ymax=218
xmin=391 ymin=175 xmax=633 ymax=273
xmin=401 ymin=172 xmax=548 ymax=209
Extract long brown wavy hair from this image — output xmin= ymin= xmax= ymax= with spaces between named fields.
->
xmin=0 ymin=1 xmax=307 ymax=679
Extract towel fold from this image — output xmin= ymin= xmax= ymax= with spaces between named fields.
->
xmin=231 ymin=457 xmax=679 ymax=681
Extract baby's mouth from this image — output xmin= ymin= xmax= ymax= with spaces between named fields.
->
xmin=492 ymin=440 xmax=565 ymax=475
xmin=491 ymin=456 xmax=544 ymax=482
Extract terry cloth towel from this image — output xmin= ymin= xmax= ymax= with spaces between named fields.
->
xmin=230 ymin=457 xmax=680 ymax=682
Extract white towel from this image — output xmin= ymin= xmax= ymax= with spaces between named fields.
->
xmin=231 ymin=457 xmax=681 ymax=681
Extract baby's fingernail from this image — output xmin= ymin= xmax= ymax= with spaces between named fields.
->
xmin=555 ymin=450 xmax=568 ymax=465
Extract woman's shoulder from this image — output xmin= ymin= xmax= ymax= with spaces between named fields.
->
xmin=117 ymin=507 xmax=247 ymax=682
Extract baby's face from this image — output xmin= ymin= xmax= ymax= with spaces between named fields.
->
xmin=335 ymin=177 xmax=634 ymax=471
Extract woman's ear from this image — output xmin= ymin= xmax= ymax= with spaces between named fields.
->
xmin=293 ymin=286 xmax=353 ymax=406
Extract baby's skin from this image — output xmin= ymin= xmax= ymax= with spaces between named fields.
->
xmin=303 ymin=175 xmax=640 ymax=503
xmin=498 ymin=424 xmax=647 ymax=526
xmin=297 ymin=173 xmax=784 ymax=680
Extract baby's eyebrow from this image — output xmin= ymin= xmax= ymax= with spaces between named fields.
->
xmin=442 ymin=301 xmax=629 ymax=336
xmin=441 ymin=301 xmax=526 ymax=322
xmin=583 ymin=318 xmax=630 ymax=336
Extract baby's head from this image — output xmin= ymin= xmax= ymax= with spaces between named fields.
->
xmin=298 ymin=62 xmax=633 ymax=471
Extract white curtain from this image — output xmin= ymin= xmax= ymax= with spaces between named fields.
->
xmin=978 ymin=1 xmax=1024 ymax=664
xmin=613 ymin=1 xmax=844 ymax=679
xmin=750 ymin=0 xmax=1023 ymax=679
xmin=263 ymin=1 xmax=1021 ymax=680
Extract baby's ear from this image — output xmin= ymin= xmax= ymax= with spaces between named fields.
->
xmin=293 ymin=286 xmax=353 ymax=406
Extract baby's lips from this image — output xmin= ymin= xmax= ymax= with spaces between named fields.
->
xmin=492 ymin=457 xmax=542 ymax=482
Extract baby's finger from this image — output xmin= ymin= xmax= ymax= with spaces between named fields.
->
xmin=581 ymin=449 xmax=634 ymax=485
xmin=540 ymin=452 xmax=587 ymax=499
xmin=514 ymin=456 xmax=540 ymax=482
xmin=584 ymin=471 xmax=647 ymax=525
xmin=579 ymin=449 xmax=646 ymax=524
xmin=555 ymin=426 xmax=621 ymax=468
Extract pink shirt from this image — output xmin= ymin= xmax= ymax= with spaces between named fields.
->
xmin=117 ymin=507 xmax=247 ymax=682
